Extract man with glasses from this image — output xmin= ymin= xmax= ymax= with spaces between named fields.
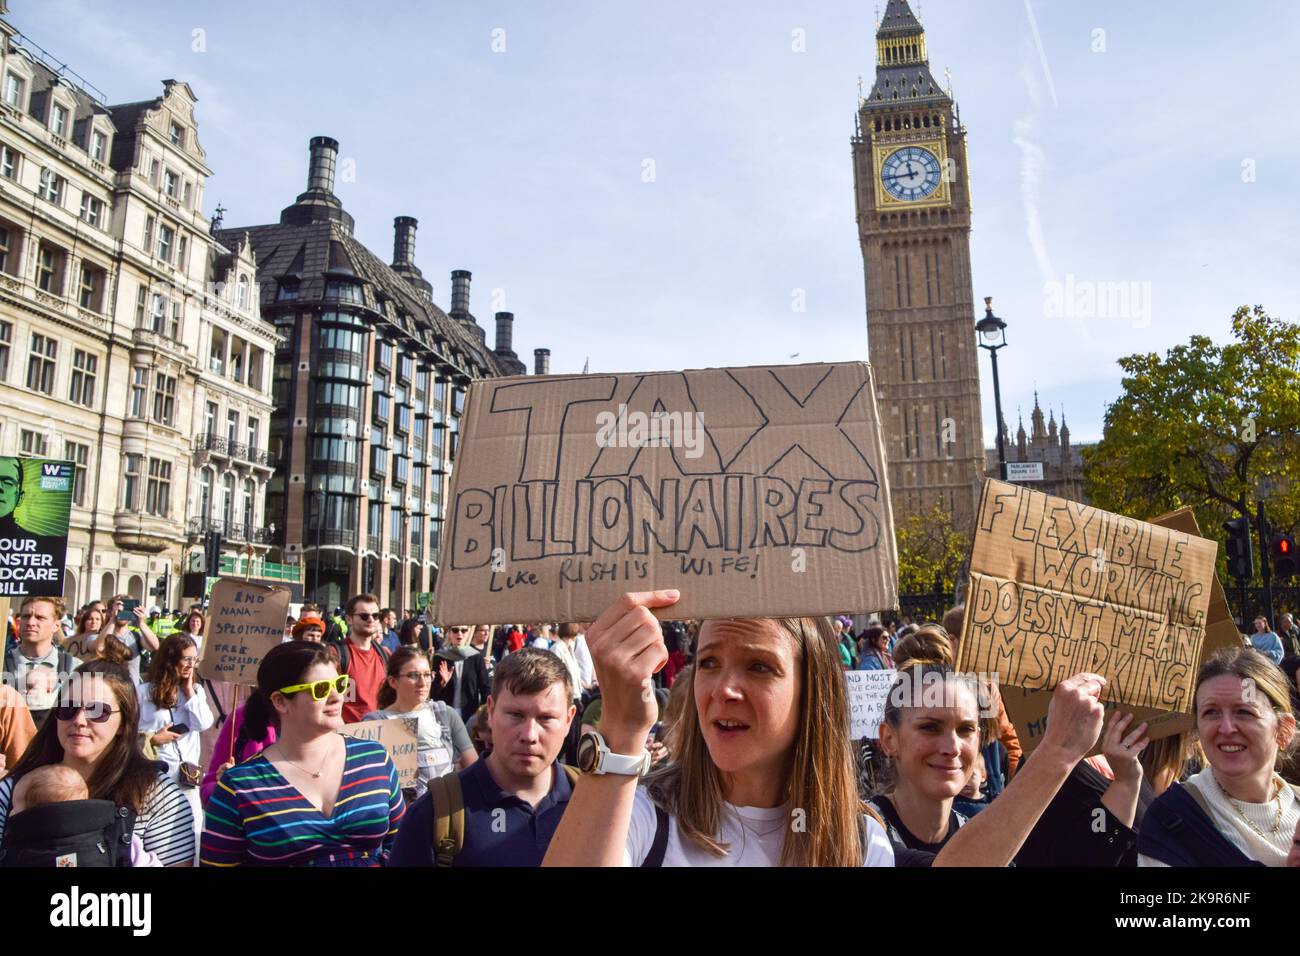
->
xmin=337 ymin=594 xmax=391 ymax=723
xmin=3 ymin=596 xmax=79 ymax=726
xmin=434 ymin=624 xmax=490 ymax=723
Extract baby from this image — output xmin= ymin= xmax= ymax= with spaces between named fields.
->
xmin=12 ymin=765 xmax=160 ymax=867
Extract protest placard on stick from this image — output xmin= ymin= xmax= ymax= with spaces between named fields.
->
xmin=198 ymin=578 xmax=290 ymax=685
xmin=339 ymin=717 xmax=419 ymax=789
xmin=434 ymin=362 xmax=898 ymax=624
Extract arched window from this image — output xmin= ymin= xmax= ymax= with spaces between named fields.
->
xmin=241 ymin=478 xmax=255 ymax=532
xmin=221 ymin=473 xmax=235 ymax=527
xmin=199 ymin=467 xmax=213 ymax=518
xmin=237 ymin=274 xmax=250 ymax=309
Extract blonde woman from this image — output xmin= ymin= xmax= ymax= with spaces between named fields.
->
xmin=1138 ymin=647 xmax=1298 ymax=866
xmin=543 ymin=590 xmax=1111 ymax=867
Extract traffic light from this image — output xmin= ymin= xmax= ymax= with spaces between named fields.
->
xmin=1224 ymin=516 xmax=1254 ymax=582
xmin=1270 ymin=532 xmax=1298 ymax=580
xmin=203 ymin=529 xmax=223 ymax=577
xmin=150 ymin=575 xmax=168 ymax=601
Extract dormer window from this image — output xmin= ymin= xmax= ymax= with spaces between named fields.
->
xmin=51 ymin=104 xmax=68 ymax=138
xmin=90 ymin=130 xmax=105 ymax=162
xmin=169 ymin=122 xmax=184 ymax=146
xmin=276 ymin=278 xmax=300 ymax=301
xmin=3 ymin=73 xmax=24 ymax=108
xmin=237 ymin=274 xmax=250 ymax=309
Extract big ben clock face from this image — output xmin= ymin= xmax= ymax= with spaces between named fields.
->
xmin=880 ymin=146 xmax=942 ymax=201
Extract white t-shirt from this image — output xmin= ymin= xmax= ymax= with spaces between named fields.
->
xmin=621 ymin=787 xmax=895 ymax=867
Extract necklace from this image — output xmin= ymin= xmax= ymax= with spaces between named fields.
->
xmin=281 ymin=747 xmax=331 ymax=780
xmin=1212 ymin=772 xmax=1284 ymax=837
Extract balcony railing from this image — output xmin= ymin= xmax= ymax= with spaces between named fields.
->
xmin=187 ymin=515 xmax=276 ymax=543
xmin=187 ymin=552 xmax=302 ymax=583
xmin=195 ymin=433 xmax=277 ymax=468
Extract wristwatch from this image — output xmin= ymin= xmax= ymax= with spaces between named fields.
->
xmin=576 ymin=730 xmax=652 ymax=777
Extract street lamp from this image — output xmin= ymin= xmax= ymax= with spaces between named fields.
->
xmin=976 ymin=296 xmax=1009 ymax=481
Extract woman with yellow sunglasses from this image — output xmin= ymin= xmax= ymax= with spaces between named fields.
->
xmin=200 ymin=642 xmax=405 ymax=866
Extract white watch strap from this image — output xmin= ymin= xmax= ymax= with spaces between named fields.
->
xmin=594 ymin=733 xmax=649 ymax=776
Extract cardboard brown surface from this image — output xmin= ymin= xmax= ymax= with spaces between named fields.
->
xmin=339 ymin=717 xmax=419 ymax=789
xmin=987 ymin=505 xmax=1237 ymax=754
xmin=198 ymin=579 xmax=291 ymax=685
xmin=956 ymin=481 xmax=1217 ymax=714
xmin=434 ymin=363 xmax=898 ymax=624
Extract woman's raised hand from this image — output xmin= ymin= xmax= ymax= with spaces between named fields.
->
xmin=585 ymin=590 xmax=679 ymax=754
xmin=1101 ymin=711 xmax=1150 ymax=782
xmin=1039 ymin=672 xmax=1107 ymax=767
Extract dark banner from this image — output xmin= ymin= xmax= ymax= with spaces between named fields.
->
xmin=0 ymin=456 xmax=73 ymax=597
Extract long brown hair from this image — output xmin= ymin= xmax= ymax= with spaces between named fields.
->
xmin=645 ymin=616 xmax=866 ymax=867
xmin=8 ymin=661 xmax=160 ymax=812
xmin=145 ymin=634 xmax=197 ymax=709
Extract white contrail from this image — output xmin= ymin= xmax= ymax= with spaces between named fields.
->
xmin=1014 ymin=65 xmax=1055 ymax=283
xmin=1023 ymin=0 xmax=1059 ymax=108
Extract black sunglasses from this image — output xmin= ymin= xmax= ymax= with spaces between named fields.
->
xmin=54 ymin=702 xmax=117 ymax=723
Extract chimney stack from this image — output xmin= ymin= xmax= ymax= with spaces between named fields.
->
xmin=393 ymin=216 xmax=417 ymax=268
xmin=534 ymin=348 xmax=551 ymax=376
xmin=450 ymin=270 xmax=472 ymax=317
xmin=494 ymin=312 xmax=515 ymax=355
xmin=281 ymin=136 xmax=354 ymax=231
xmin=307 ymin=136 xmax=339 ymax=194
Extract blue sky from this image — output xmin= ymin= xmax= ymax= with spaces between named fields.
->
xmin=19 ymin=0 xmax=1300 ymax=447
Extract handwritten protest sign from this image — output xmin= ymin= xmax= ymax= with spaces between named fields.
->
xmin=846 ymin=669 xmax=895 ymax=739
xmin=198 ymin=579 xmax=290 ymax=685
xmin=998 ymin=506 xmax=1240 ymax=753
xmin=434 ymin=363 xmax=897 ymax=623
xmin=339 ymin=717 xmax=419 ymax=788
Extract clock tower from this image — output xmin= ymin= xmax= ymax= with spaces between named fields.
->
xmin=852 ymin=0 xmax=985 ymax=531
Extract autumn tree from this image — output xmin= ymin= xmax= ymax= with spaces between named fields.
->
xmin=894 ymin=503 xmax=970 ymax=594
xmin=1083 ymin=306 xmax=1300 ymax=580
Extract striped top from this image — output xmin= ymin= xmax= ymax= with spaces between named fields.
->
xmin=200 ymin=736 xmax=404 ymax=867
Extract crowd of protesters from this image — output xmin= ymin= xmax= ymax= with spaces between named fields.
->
xmin=0 ymin=588 xmax=1296 ymax=868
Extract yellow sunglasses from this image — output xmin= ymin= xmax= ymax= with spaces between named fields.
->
xmin=276 ymin=674 xmax=349 ymax=701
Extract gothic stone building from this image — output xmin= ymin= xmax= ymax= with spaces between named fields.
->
xmin=852 ymin=0 xmax=986 ymax=531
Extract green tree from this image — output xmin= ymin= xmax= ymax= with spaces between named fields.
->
xmin=895 ymin=503 xmax=970 ymax=594
xmin=1083 ymin=306 xmax=1300 ymax=580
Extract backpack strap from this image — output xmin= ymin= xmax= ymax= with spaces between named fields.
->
xmin=641 ymin=803 xmax=670 ymax=868
xmin=337 ymin=641 xmax=350 ymax=672
xmin=428 ymin=771 xmax=465 ymax=867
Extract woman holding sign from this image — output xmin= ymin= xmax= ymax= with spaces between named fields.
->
xmin=1138 ymin=647 xmax=1299 ymax=866
xmin=364 ymin=647 xmax=477 ymax=800
xmin=543 ymin=591 xmax=1116 ymax=867
xmin=201 ymin=641 xmax=405 ymax=866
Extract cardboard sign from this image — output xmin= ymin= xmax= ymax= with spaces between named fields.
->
xmin=999 ymin=506 xmax=1241 ymax=753
xmin=846 ymin=669 xmax=895 ymax=739
xmin=957 ymin=480 xmax=1216 ymax=714
xmin=434 ymin=363 xmax=897 ymax=624
xmin=0 ymin=457 xmax=73 ymax=597
xmin=198 ymin=579 xmax=291 ymax=685
xmin=339 ymin=717 xmax=419 ymax=789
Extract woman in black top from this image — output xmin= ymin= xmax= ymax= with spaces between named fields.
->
xmin=868 ymin=663 xmax=984 ymax=864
